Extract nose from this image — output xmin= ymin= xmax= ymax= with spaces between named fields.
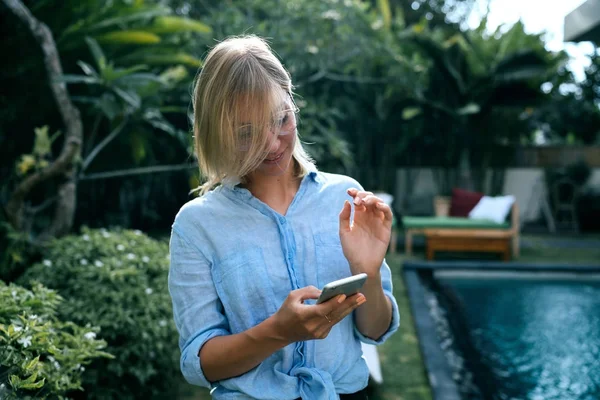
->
xmin=267 ymin=134 xmax=280 ymax=153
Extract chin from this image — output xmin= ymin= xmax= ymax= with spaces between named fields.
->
xmin=256 ymin=153 xmax=294 ymax=177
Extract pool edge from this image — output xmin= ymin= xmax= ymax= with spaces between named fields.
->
xmin=404 ymin=260 xmax=600 ymax=273
xmin=403 ymin=269 xmax=461 ymax=400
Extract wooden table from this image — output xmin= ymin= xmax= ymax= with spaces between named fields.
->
xmin=424 ymin=229 xmax=512 ymax=261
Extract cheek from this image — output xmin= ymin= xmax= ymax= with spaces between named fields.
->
xmin=285 ymin=132 xmax=296 ymax=148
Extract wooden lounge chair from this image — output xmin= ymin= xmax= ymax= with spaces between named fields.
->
xmin=402 ymin=196 xmax=520 ymax=260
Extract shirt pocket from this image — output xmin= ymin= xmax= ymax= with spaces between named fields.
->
xmin=313 ymin=230 xmax=352 ymax=289
xmin=212 ymin=247 xmax=277 ymax=333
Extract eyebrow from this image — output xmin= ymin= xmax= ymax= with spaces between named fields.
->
xmin=238 ymin=102 xmax=292 ymax=126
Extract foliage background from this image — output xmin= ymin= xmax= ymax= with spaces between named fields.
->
xmin=0 ymin=0 xmax=599 ymax=398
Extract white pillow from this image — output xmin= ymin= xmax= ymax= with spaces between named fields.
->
xmin=468 ymin=195 xmax=515 ymax=224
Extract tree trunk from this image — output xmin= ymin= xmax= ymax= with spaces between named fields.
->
xmin=2 ymin=0 xmax=82 ymax=240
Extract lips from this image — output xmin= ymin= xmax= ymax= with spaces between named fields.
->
xmin=263 ymin=152 xmax=284 ymax=163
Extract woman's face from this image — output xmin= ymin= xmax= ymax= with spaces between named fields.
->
xmin=240 ymin=99 xmax=298 ymax=179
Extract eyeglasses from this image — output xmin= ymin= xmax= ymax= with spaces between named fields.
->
xmin=237 ymin=106 xmax=299 ymax=151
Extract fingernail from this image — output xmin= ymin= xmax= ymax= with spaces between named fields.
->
xmin=337 ymin=294 xmax=346 ymax=303
xmin=356 ymin=295 xmax=365 ymax=304
xmin=353 ymin=197 xmax=360 ymax=205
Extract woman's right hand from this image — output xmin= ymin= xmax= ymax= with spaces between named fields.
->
xmin=270 ymin=286 xmax=366 ymax=342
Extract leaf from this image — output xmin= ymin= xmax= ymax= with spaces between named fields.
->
xmin=117 ymin=73 xmax=165 ymax=87
xmin=9 ymin=374 xmax=20 ymax=388
xmin=102 ymin=65 xmax=148 ymax=83
xmin=85 ymin=37 xmax=106 ymax=71
xmin=130 ymin=131 xmax=147 ymax=164
xmin=113 ymin=87 xmax=141 ymax=109
xmin=98 ymin=93 xmax=122 ymax=120
xmin=76 ymin=61 xmax=99 ymax=78
xmin=96 ymin=30 xmax=161 ymax=45
xmin=457 ymin=103 xmax=481 ymax=115
xmin=20 ymin=372 xmax=38 ymax=385
xmin=86 ymin=7 xmax=170 ymax=32
xmin=123 ymin=52 xmax=202 ymax=68
xmin=71 ymin=95 xmax=102 ymax=104
xmin=494 ymin=50 xmax=548 ymax=81
xmin=25 ymin=355 xmax=40 ymax=371
xmin=33 ymin=126 xmax=51 ymax=157
xmin=159 ymin=65 xmax=188 ymax=84
xmin=59 ymin=75 xmax=102 ymax=85
xmin=394 ymin=5 xmax=405 ymax=29
xmin=402 ymin=107 xmax=422 ymax=120
xmin=377 ymin=0 xmax=391 ymax=30
xmin=143 ymin=109 xmax=175 ymax=134
xmin=16 ymin=154 xmax=35 ymax=176
xmin=149 ymin=16 xmax=212 ymax=34
xmin=408 ymin=34 xmax=466 ymax=95
xmin=19 ymin=378 xmax=45 ymax=390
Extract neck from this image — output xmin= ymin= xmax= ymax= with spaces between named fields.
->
xmin=244 ymin=162 xmax=301 ymax=214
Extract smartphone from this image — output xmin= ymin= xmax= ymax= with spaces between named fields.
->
xmin=316 ymin=273 xmax=368 ymax=304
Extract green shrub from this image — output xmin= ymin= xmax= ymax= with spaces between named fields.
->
xmin=0 ymin=221 xmax=35 ymax=283
xmin=0 ymin=281 xmax=111 ymax=399
xmin=19 ymin=228 xmax=180 ymax=400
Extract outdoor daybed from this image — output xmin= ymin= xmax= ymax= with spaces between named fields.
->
xmin=402 ymin=190 xmax=520 ymax=261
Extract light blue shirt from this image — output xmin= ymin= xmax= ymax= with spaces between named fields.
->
xmin=168 ymin=169 xmax=400 ymax=400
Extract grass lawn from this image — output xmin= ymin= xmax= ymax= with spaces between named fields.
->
xmin=177 ymin=234 xmax=600 ymax=400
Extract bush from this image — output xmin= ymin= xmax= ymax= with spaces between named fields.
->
xmin=18 ymin=228 xmax=180 ymax=399
xmin=0 ymin=221 xmax=36 ymax=283
xmin=0 ymin=281 xmax=110 ymax=399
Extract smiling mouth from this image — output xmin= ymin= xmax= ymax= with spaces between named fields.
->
xmin=264 ymin=152 xmax=284 ymax=163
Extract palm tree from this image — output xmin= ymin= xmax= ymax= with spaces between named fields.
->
xmin=402 ymin=18 xmax=565 ymax=192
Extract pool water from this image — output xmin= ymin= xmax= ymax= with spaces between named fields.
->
xmin=435 ymin=272 xmax=600 ymax=400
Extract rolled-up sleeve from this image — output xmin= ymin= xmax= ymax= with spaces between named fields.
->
xmin=354 ymin=259 xmax=400 ymax=345
xmin=168 ymin=227 xmax=230 ymax=388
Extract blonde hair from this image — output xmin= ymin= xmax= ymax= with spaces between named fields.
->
xmin=192 ymin=35 xmax=315 ymax=195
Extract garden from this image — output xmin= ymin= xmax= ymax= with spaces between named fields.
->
xmin=1 ymin=0 xmax=599 ymax=399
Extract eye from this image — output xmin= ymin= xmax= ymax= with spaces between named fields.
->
xmin=238 ymin=126 xmax=252 ymax=143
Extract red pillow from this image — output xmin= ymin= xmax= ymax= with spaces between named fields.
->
xmin=449 ymin=188 xmax=484 ymax=217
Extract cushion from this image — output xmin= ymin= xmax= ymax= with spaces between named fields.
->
xmin=402 ymin=216 xmax=510 ymax=230
xmin=449 ymin=188 xmax=484 ymax=217
xmin=468 ymin=195 xmax=515 ymax=224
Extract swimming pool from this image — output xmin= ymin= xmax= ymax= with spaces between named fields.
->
xmin=404 ymin=261 xmax=600 ymax=400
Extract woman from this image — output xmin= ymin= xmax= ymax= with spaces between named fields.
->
xmin=168 ymin=35 xmax=400 ymax=400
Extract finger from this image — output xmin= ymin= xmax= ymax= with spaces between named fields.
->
xmin=339 ymin=200 xmax=351 ymax=232
xmin=347 ymin=188 xmax=359 ymax=197
xmin=347 ymin=189 xmax=372 ymax=204
xmin=354 ymin=191 xmax=373 ymax=206
xmin=317 ymin=293 xmax=348 ymax=317
xmin=376 ymin=202 xmax=394 ymax=223
xmin=293 ymin=286 xmax=321 ymax=302
xmin=362 ymin=195 xmax=384 ymax=209
xmin=329 ymin=294 xmax=367 ymax=322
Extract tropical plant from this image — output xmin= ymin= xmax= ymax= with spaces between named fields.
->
xmin=62 ymin=37 xmax=191 ymax=177
xmin=18 ymin=228 xmax=179 ymax=400
xmin=1 ymin=0 xmax=210 ymax=242
xmin=0 ymin=281 xmax=111 ymax=400
xmin=179 ymin=0 xmax=429 ymax=191
xmin=400 ymin=17 xmax=565 ymax=192
xmin=528 ymin=47 xmax=600 ymax=145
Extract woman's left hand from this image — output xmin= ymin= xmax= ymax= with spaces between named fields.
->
xmin=339 ymin=188 xmax=393 ymax=277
